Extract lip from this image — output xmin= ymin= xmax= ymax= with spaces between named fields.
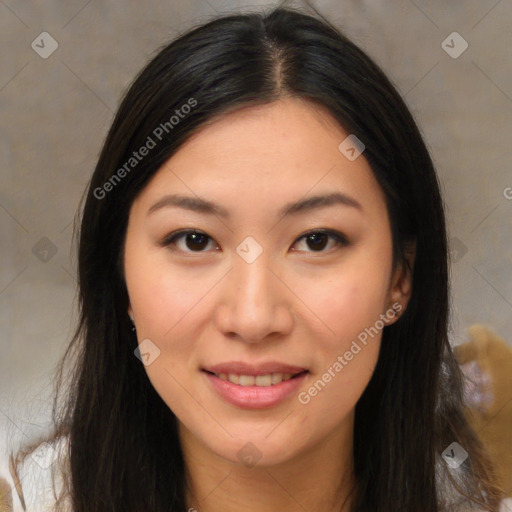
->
xmin=203 ymin=370 xmax=309 ymax=409
xmin=202 ymin=361 xmax=307 ymax=376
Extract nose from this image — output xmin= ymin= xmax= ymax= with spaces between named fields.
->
xmin=215 ymin=251 xmax=293 ymax=344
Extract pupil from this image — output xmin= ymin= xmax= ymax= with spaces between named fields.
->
xmin=187 ymin=233 xmax=208 ymax=250
xmin=307 ymin=233 xmax=327 ymax=251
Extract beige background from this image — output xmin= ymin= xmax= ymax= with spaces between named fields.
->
xmin=1 ymin=0 xmax=511 ymax=465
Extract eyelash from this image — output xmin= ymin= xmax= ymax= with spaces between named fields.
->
xmin=161 ymin=228 xmax=349 ymax=255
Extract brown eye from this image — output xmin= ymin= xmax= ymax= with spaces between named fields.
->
xmin=292 ymin=230 xmax=349 ymax=253
xmin=162 ymin=228 xmax=349 ymax=254
xmin=304 ymin=232 xmax=329 ymax=251
xmin=162 ymin=230 xmax=217 ymax=252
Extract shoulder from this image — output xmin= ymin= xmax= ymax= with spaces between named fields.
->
xmin=2 ymin=435 xmax=72 ymax=512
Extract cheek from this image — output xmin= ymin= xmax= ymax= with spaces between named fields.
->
xmin=302 ymin=279 xmax=384 ymax=413
xmin=306 ymin=262 xmax=391 ymax=343
xmin=300 ymin=257 xmax=390 ymax=393
xmin=126 ymin=258 xmax=200 ymax=410
xmin=125 ymin=247 xmax=214 ymax=389
xmin=125 ymin=245 xmax=205 ymax=339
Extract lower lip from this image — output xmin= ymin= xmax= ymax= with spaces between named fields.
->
xmin=202 ymin=370 xmax=308 ymax=410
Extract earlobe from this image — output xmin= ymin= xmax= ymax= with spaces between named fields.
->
xmin=127 ymin=305 xmax=136 ymax=332
xmin=396 ymin=259 xmax=413 ymax=299
xmin=388 ymin=242 xmax=416 ymax=318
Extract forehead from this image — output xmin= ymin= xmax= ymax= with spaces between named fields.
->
xmin=131 ymin=97 xmax=387 ymax=221
xmin=173 ymin=97 xmax=349 ymax=171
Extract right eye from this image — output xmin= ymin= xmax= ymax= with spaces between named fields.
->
xmin=161 ymin=229 xmax=219 ymax=253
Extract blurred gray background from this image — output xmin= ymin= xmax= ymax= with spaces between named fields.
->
xmin=1 ymin=0 xmax=511 ymax=465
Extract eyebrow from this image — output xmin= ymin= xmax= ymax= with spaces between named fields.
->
xmin=146 ymin=192 xmax=363 ymax=219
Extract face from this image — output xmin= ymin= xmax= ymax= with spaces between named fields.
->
xmin=124 ymin=97 xmax=412 ymax=468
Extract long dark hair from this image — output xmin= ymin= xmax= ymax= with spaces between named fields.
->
xmin=11 ymin=4 xmax=506 ymax=511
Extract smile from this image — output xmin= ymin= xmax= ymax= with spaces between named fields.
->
xmin=209 ymin=371 xmax=305 ymax=387
xmin=202 ymin=370 xmax=309 ymax=409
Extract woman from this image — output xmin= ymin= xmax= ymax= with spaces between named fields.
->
xmin=8 ymin=4 xmax=508 ymax=511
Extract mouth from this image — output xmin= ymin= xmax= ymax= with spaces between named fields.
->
xmin=202 ymin=369 xmax=309 ymax=387
xmin=202 ymin=368 xmax=310 ymax=409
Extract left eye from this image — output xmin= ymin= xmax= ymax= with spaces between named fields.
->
xmin=161 ymin=229 xmax=349 ymax=254
xmin=293 ymin=230 xmax=349 ymax=252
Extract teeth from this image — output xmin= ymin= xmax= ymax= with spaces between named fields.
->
xmin=226 ymin=373 xmax=239 ymax=385
xmin=255 ymin=375 xmax=271 ymax=386
xmin=271 ymin=373 xmax=284 ymax=385
xmin=216 ymin=372 xmax=296 ymax=386
xmin=239 ymin=375 xmax=255 ymax=386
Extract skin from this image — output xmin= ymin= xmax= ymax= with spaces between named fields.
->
xmin=124 ymin=97 xmax=414 ymax=512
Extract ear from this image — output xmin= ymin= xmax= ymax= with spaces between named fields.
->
xmin=386 ymin=241 xmax=416 ymax=324
xmin=127 ymin=303 xmax=134 ymax=322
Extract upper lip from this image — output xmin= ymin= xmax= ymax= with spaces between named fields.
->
xmin=202 ymin=361 xmax=308 ymax=376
